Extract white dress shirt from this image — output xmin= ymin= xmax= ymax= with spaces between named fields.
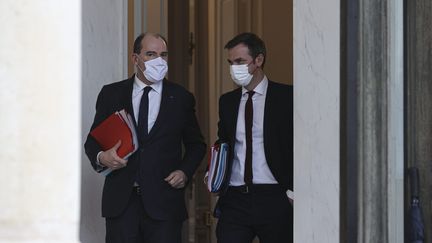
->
xmin=132 ymin=75 xmax=162 ymax=131
xmin=229 ymin=76 xmax=279 ymax=186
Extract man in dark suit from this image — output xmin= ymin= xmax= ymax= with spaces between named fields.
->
xmin=215 ymin=32 xmax=293 ymax=243
xmin=84 ymin=33 xmax=206 ymax=243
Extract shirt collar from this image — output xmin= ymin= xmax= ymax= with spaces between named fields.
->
xmin=241 ymin=75 xmax=268 ymax=96
xmin=133 ymin=74 xmax=163 ymax=95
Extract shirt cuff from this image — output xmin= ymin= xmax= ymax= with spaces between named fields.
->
xmin=96 ymin=151 xmax=106 ymax=172
xmin=286 ymin=190 xmax=294 ymax=200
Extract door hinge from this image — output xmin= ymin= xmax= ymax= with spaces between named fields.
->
xmin=188 ymin=32 xmax=195 ymax=65
xmin=205 ymin=210 xmax=212 ymax=227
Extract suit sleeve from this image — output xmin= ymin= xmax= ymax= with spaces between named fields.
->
xmin=286 ymin=86 xmax=294 ymax=192
xmin=179 ymin=92 xmax=207 ymax=179
xmin=84 ymin=86 xmax=111 ymax=171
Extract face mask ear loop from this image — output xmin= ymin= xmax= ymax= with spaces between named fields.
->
xmin=136 ymin=63 xmax=144 ymax=73
xmin=249 ymin=58 xmax=259 ymax=75
xmin=135 ymin=55 xmax=145 ymax=73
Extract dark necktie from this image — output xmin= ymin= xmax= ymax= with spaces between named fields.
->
xmin=138 ymin=86 xmax=152 ymax=142
xmin=244 ymin=91 xmax=255 ymax=185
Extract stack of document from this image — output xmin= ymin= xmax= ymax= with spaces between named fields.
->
xmin=90 ymin=109 xmax=138 ymax=176
xmin=205 ymin=143 xmax=229 ymax=193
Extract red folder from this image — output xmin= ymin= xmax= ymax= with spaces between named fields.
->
xmin=90 ymin=110 xmax=137 ymax=158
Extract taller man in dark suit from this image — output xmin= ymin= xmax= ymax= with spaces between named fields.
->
xmin=215 ymin=33 xmax=293 ymax=243
xmin=84 ymin=33 xmax=206 ymax=243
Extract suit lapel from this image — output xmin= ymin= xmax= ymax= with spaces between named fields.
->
xmin=229 ymin=88 xmax=242 ymax=145
xmin=263 ymin=80 xmax=275 ymax=151
xmin=123 ymin=76 xmax=137 ymax=127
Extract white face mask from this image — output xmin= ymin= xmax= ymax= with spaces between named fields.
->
xmin=230 ymin=64 xmax=253 ymax=87
xmin=137 ymin=57 xmax=168 ymax=83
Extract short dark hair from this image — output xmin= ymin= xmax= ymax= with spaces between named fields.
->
xmin=224 ymin=32 xmax=266 ymax=67
xmin=133 ymin=33 xmax=168 ymax=54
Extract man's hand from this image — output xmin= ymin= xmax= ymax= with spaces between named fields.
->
xmin=99 ymin=140 xmax=128 ymax=170
xmin=164 ymin=170 xmax=188 ymax=189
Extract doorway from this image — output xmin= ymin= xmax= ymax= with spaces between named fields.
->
xmin=168 ymin=1 xmax=293 ymax=242
xmin=128 ymin=0 xmax=293 ymax=243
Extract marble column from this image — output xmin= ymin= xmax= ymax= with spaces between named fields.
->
xmin=80 ymin=0 xmax=127 ymax=242
xmin=294 ymin=0 xmax=340 ymax=242
xmin=0 ymin=1 xmax=81 ymax=242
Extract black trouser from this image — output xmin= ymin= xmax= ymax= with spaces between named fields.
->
xmin=105 ymin=187 xmax=182 ymax=243
xmin=216 ymin=185 xmax=293 ymax=243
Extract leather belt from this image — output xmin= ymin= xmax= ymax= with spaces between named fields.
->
xmin=228 ymin=184 xmax=283 ymax=194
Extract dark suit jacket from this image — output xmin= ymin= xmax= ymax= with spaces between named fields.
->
xmin=84 ymin=76 xmax=206 ymax=220
xmin=217 ymin=80 xmax=293 ymax=193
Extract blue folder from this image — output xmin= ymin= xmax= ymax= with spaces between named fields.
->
xmin=206 ymin=143 xmax=229 ymax=192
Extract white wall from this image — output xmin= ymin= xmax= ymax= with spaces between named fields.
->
xmin=294 ymin=0 xmax=340 ymax=242
xmin=0 ymin=0 xmax=81 ymax=242
xmin=80 ymin=0 xmax=127 ymax=242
